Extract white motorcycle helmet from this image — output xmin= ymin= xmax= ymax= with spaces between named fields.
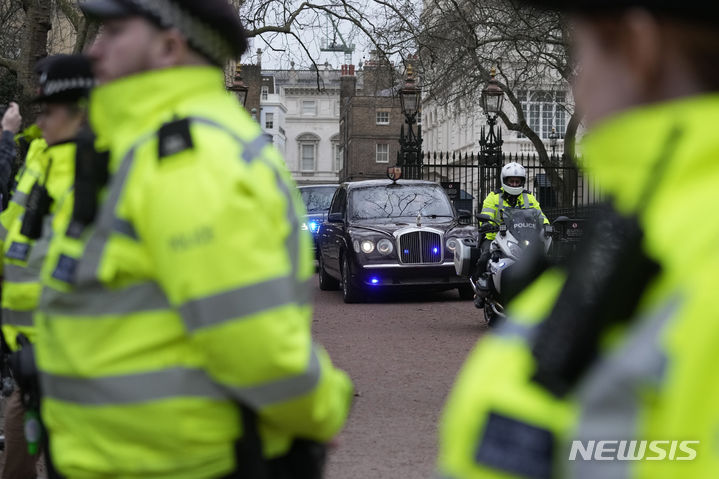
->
xmin=501 ymin=162 xmax=527 ymax=196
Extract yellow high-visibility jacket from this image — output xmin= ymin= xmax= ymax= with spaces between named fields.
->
xmin=439 ymin=94 xmax=719 ymax=478
xmin=480 ymin=188 xmax=548 ymax=241
xmin=0 ymin=139 xmax=74 ymax=350
xmin=35 ymin=66 xmax=353 ymax=479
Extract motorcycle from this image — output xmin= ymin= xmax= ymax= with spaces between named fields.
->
xmin=455 ymin=208 xmax=553 ymax=326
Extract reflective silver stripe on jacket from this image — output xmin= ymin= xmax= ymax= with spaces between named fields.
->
xmin=7 ymin=215 xmax=54 ymax=284
xmin=226 ymin=347 xmax=322 ymax=409
xmin=180 ymin=276 xmax=313 ymax=332
xmin=0 ymin=223 xmax=8 ymax=242
xmin=1 ymin=309 xmax=33 ymax=327
xmin=3 ymin=263 xmax=39 ymax=284
xmin=40 ymin=367 xmax=226 ymax=406
xmin=10 ymin=190 xmax=28 ymax=208
xmin=566 ymin=296 xmax=680 ymax=479
xmin=40 ymin=281 xmax=170 ymax=317
xmin=480 ymin=207 xmax=496 ymax=215
xmin=492 ymin=317 xmax=539 ymax=343
xmin=522 ymin=192 xmax=530 ymax=208
xmin=40 ymin=347 xmax=321 ymax=408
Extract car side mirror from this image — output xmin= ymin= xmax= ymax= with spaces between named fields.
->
xmin=327 ymin=212 xmax=344 ymax=223
xmin=457 ymin=209 xmax=472 ymax=220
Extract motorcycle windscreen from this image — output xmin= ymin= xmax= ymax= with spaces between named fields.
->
xmin=501 ymin=208 xmax=544 ymax=244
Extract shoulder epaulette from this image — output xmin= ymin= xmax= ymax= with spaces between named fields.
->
xmin=158 ymin=118 xmax=194 ymax=159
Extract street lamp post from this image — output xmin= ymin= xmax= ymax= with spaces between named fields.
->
xmin=479 ymin=67 xmax=505 ymax=198
xmin=397 ymin=65 xmax=422 ymax=179
xmin=549 ymin=127 xmax=559 ymax=157
xmin=228 ymin=63 xmax=249 ymax=107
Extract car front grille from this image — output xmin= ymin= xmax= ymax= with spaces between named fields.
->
xmin=398 ymin=230 xmax=443 ymax=264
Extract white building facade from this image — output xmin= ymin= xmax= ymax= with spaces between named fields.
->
xmin=261 ymin=65 xmax=343 ymax=186
xmin=421 ymin=86 xmax=571 ymax=156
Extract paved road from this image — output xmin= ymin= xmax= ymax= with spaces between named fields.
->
xmin=312 ymin=276 xmax=485 ymax=479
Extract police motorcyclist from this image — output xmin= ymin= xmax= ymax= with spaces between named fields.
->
xmin=473 ymin=162 xmax=548 ymax=306
xmin=33 ymin=1 xmax=353 ymax=478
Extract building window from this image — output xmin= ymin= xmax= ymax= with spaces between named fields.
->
xmin=302 ymin=100 xmax=316 ymax=115
xmin=261 ymin=86 xmax=268 ymax=100
xmin=297 ymin=133 xmax=320 ymax=172
xmin=518 ymin=90 xmax=567 ymax=139
xmin=376 ymin=111 xmax=390 ymax=125
xmin=334 ymin=144 xmax=343 ymax=172
xmin=376 ymin=143 xmax=389 ymax=163
xmin=265 ymin=112 xmax=274 ymax=129
xmin=301 ymin=144 xmax=316 ymax=171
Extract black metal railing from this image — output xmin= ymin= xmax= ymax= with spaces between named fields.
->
xmin=409 ymin=151 xmax=603 ymax=222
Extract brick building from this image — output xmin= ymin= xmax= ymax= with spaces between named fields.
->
xmin=339 ymin=55 xmax=404 ymax=182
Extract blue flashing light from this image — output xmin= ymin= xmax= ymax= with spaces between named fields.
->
xmin=370 ymin=277 xmax=380 ymax=285
xmin=309 ymin=221 xmax=319 ymax=233
xmin=403 ymin=249 xmax=410 ymax=254
xmin=433 ymin=247 xmax=439 ymax=254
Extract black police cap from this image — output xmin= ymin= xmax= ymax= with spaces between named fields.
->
xmin=33 ymin=54 xmax=95 ymax=104
xmin=80 ymin=0 xmax=248 ymax=65
xmin=521 ymin=0 xmax=719 ymax=21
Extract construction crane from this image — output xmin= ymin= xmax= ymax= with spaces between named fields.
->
xmin=320 ymin=13 xmax=355 ymax=64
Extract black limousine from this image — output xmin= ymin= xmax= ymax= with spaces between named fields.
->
xmin=317 ymin=179 xmax=477 ymax=303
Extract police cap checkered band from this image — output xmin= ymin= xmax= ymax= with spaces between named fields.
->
xmin=80 ymin=0 xmax=248 ymax=64
xmin=33 ymin=54 xmax=95 ymax=103
xmin=520 ymin=0 xmax=719 ymax=22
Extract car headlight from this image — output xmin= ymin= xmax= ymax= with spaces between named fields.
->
xmin=446 ymin=238 xmax=458 ymax=252
xmin=308 ymin=221 xmax=320 ymax=233
xmin=301 ymin=222 xmax=309 ymax=231
xmin=360 ymin=240 xmax=375 ymax=254
xmin=377 ymin=239 xmax=394 ymax=255
xmin=353 ymin=240 xmax=361 ymax=253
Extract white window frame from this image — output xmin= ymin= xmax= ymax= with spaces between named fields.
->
xmin=265 ymin=112 xmax=274 ymax=129
xmin=376 ymin=111 xmax=390 ymax=125
xmin=297 ymin=133 xmax=320 ymax=173
xmin=261 ymin=86 xmax=268 ymax=100
xmin=302 ymin=100 xmax=317 ymax=116
xmin=334 ymin=144 xmax=343 ymax=172
xmin=376 ymin=143 xmax=389 ymax=163
xmin=300 ymin=143 xmax=316 ymax=172
xmin=518 ymin=90 xmax=567 ymax=140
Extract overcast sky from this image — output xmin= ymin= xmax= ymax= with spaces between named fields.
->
xmin=238 ymin=0 xmax=416 ymax=70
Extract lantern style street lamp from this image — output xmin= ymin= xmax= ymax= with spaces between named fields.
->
xmin=480 ymin=67 xmax=504 ymax=118
xmin=479 ymin=67 xmax=505 ymax=167
xmin=399 ymin=65 xmax=420 ymax=122
xmin=229 ymin=63 xmax=249 ymax=107
xmin=397 ymin=65 xmax=423 ymax=179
